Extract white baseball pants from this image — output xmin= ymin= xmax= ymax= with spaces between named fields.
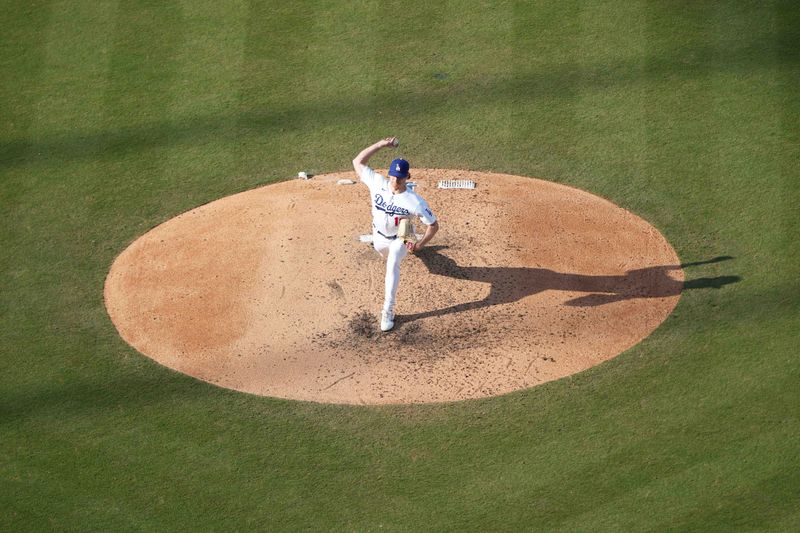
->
xmin=372 ymin=232 xmax=408 ymax=313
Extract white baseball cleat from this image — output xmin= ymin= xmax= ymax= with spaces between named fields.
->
xmin=380 ymin=310 xmax=395 ymax=332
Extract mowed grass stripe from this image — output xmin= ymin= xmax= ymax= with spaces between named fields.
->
xmin=30 ymin=1 xmax=117 ymax=141
xmin=776 ymin=0 xmax=800 ymax=273
xmin=24 ymin=0 xmax=118 ymax=257
xmin=707 ymin=1 xmax=790 ymax=255
xmin=1 ymin=0 xmax=122 ymax=379
xmin=703 ymin=0 xmax=793 ymax=353
xmin=573 ymin=1 xmax=649 ymax=207
xmin=361 ymin=0 xmax=448 ymax=164
xmin=236 ymin=2 xmax=317 ymax=177
xmin=0 ymin=1 xmax=51 ymax=170
xmin=0 ymin=1 xmax=51 ymax=348
xmin=642 ymin=1 xmax=718 ymax=259
xmin=101 ymin=1 xmax=188 ymax=224
xmin=562 ymin=426 xmax=800 ymax=531
xmin=509 ymin=1 xmax=581 ymax=181
xmin=433 ymin=1 xmax=516 ymax=170
xmin=162 ymin=1 xmax=248 ymax=200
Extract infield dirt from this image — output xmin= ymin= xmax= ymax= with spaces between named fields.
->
xmin=104 ymin=170 xmax=683 ymax=404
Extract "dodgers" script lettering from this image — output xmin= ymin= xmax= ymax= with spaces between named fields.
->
xmin=374 ymin=194 xmax=410 ymax=216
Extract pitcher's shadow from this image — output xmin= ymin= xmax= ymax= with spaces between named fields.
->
xmin=400 ymin=246 xmax=740 ymax=323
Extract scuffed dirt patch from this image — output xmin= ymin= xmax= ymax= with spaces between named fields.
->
xmin=315 ymin=309 xmax=479 ymax=367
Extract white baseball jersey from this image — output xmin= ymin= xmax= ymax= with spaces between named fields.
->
xmin=359 ymin=166 xmax=437 ymax=237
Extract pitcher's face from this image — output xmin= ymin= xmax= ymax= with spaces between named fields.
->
xmin=389 ymin=175 xmax=408 ymax=193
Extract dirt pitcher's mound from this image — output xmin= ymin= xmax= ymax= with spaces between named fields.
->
xmin=104 ymin=170 xmax=683 ymax=404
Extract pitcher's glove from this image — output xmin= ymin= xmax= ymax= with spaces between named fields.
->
xmin=397 ymin=218 xmax=416 ymax=244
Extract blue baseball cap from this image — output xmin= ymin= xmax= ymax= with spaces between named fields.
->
xmin=388 ymin=158 xmax=410 ymax=179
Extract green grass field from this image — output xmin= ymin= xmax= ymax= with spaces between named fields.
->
xmin=2 ymin=0 xmax=798 ymax=530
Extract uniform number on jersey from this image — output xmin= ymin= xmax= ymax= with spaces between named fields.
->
xmin=394 ymin=216 xmax=399 ymax=226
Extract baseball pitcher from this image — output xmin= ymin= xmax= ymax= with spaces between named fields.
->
xmin=353 ymin=137 xmax=439 ymax=331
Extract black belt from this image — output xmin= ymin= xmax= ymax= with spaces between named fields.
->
xmin=376 ymin=230 xmax=398 ymax=240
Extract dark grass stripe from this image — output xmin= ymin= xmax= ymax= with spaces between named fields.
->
xmin=0 ymin=1 xmax=51 ymax=167
xmin=649 ymin=453 xmax=800 ymax=532
xmin=103 ymin=1 xmax=185 ymax=154
xmin=776 ymin=0 xmax=800 ymax=274
xmin=509 ymin=1 xmax=581 ymax=178
xmin=97 ymin=1 xmax=195 ymax=229
xmin=0 ymin=1 xmax=51 ymax=207
xmin=158 ymin=2 xmax=248 ymax=197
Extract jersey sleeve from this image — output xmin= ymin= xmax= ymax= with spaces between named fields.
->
xmin=416 ymin=198 xmax=437 ymax=225
xmin=358 ymin=165 xmax=380 ymax=187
